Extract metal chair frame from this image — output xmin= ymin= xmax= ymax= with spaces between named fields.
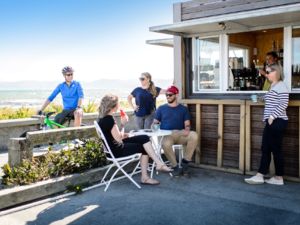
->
xmin=94 ymin=121 xmax=141 ymax=191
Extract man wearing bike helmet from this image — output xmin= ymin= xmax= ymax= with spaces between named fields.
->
xmin=38 ymin=66 xmax=84 ymax=127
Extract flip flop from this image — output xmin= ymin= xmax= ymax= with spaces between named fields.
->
xmin=140 ymin=178 xmax=160 ymax=185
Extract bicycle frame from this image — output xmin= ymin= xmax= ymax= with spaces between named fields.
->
xmin=42 ymin=112 xmax=66 ymax=129
xmin=44 ymin=117 xmax=66 ymax=129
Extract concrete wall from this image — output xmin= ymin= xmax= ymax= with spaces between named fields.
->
xmin=0 ymin=111 xmax=136 ymax=152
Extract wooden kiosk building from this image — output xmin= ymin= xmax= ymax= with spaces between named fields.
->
xmin=150 ymin=0 xmax=300 ymax=181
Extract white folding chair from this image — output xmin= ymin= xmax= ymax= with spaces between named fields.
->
xmin=172 ymin=144 xmax=184 ymax=168
xmin=94 ymin=121 xmax=141 ymax=191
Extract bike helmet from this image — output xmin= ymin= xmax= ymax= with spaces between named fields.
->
xmin=62 ymin=66 xmax=74 ymax=74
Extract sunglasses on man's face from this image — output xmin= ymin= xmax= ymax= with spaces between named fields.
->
xmin=65 ymin=73 xmax=73 ymax=77
xmin=166 ymin=93 xmax=175 ymax=97
xmin=139 ymin=77 xmax=145 ymax=81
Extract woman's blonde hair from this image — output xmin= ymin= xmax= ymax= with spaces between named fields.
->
xmin=141 ymin=72 xmax=157 ymax=98
xmin=98 ymin=94 xmax=119 ymax=118
xmin=268 ymin=64 xmax=284 ymax=81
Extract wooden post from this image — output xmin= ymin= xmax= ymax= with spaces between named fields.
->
xmin=245 ymin=103 xmax=251 ymax=172
xmin=8 ymin=137 xmax=26 ymax=167
xmin=239 ymin=103 xmax=246 ymax=172
xmin=217 ymin=104 xmax=223 ymax=168
xmin=299 ymin=106 xmax=300 ymax=178
xmin=195 ymin=104 xmax=201 ymax=164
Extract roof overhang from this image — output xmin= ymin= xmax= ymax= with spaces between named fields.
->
xmin=146 ymin=38 xmax=174 ymax=48
xmin=150 ymin=3 xmax=300 ymax=36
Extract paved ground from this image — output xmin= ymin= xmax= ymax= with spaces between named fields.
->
xmin=1 ymin=168 xmax=300 ymax=225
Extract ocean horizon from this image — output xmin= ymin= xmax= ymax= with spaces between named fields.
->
xmin=0 ymin=79 xmax=172 ymax=108
xmin=0 ymin=88 xmax=133 ymax=108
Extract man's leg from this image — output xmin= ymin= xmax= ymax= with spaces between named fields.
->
xmin=177 ymin=131 xmax=198 ymax=175
xmin=74 ymin=109 xmax=83 ymax=127
xmin=162 ymin=133 xmax=177 ymax=167
xmin=54 ymin=110 xmax=69 ymax=126
xmin=178 ymin=131 xmax=199 ymax=161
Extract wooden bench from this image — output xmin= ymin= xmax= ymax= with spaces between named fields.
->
xmin=9 ymin=126 xmax=97 ymax=167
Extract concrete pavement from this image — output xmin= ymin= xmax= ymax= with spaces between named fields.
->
xmin=1 ymin=168 xmax=300 ymax=225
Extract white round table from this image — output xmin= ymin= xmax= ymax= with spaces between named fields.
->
xmin=130 ymin=129 xmax=172 ymax=177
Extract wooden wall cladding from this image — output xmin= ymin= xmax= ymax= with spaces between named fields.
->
xmin=222 ymin=105 xmax=240 ymax=169
xmin=180 ymin=0 xmax=299 ymax=21
xmin=188 ymin=104 xmax=196 ymax=131
xmin=283 ymin=107 xmax=299 ymax=177
xmin=185 ymin=99 xmax=300 ymax=181
xmin=200 ymin=105 xmax=218 ymax=166
xmin=250 ymin=106 xmax=265 ymax=171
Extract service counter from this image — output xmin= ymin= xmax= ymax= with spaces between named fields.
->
xmin=181 ymin=99 xmax=300 ymax=182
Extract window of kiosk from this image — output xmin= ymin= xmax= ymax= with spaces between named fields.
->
xmin=228 ymin=46 xmax=250 ymax=91
xmin=292 ymin=28 xmax=300 ymax=89
xmin=192 ymin=37 xmax=220 ymax=93
xmin=228 ymin=28 xmax=283 ymax=91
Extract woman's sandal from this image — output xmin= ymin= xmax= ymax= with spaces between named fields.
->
xmin=140 ymin=178 xmax=160 ymax=185
xmin=156 ymin=164 xmax=173 ymax=173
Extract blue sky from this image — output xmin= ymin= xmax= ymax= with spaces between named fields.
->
xmin=0 ymin=0 xmax=181 ymax=82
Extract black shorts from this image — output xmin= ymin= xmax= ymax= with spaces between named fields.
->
xmin=54 ymin=109 xmax=75 ymax=125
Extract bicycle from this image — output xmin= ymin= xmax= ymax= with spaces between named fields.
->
xmin=39 ymin=111 xmax=73 ymax=130
xmin=20 ymin=111 xmax=73 ymax=137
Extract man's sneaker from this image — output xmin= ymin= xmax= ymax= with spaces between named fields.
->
xmin=181 ymin=162 xmax=190 ymax=176
xmin=172 ymin=166 xmax=183 ymax=177
xmin=244 ymin=175 xmax=264 ymax=184
xmin=265 ymin=177 xmax=284 ymax=185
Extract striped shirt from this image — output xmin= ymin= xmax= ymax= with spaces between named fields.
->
xmin=263 ymin=81 xmax=289 ymax=121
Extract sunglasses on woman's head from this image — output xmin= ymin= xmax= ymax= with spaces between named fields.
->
xmin=266 ymin=69 xmax=275 ymax=74
xmin=139 ymin=77 xmax=145 ymax=81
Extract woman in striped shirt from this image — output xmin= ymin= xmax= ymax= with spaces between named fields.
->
xmin=245 ymin=64 xmax=289 ymax=185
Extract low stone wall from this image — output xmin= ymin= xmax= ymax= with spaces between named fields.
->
xmin=0 ymin=111 xmax=136 ymax=152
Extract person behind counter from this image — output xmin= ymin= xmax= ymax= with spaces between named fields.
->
xmin=259 ymin=51 xmax=282 ymax=91
xmin=127 ymin=72 xmax=166 ymax=130
xmin=245 ymin=64 xmax=289 ymax=185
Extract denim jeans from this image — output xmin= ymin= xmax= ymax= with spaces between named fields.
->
xmin=134 ymin=111 xmax=155 ymax=130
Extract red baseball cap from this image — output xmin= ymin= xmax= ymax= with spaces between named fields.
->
xmin=166 ymin=85 xmax=179 ymax=94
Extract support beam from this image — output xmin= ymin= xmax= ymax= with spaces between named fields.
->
xmin=195 ymin=104 xmax=201 ymax=164
xmin=217 ymin=104 xmax=223 ymax=168
xmin=245 ymin=103 xmax=251 ymax=172
xmin=239 ymin=103 xmax=246 ymax=172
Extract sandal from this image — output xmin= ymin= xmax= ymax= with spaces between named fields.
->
xmin=156 ymin=164 xmax=173 ymax=173
xmin=140 ymin=177 xmax=160 ymax=185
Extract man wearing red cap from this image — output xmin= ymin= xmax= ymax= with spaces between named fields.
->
xmin=153 ymin=85 xmax=198 ymax=176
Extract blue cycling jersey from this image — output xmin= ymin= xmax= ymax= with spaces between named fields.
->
xmin=48 ymin=81 xmax=84 ymax=110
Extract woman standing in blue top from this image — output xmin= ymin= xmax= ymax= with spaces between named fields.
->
xmin=127 ymin=72 xmax=165 ymax=129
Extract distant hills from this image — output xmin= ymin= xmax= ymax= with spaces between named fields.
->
xmin=0 ymin=79 xmax=173 ymax=90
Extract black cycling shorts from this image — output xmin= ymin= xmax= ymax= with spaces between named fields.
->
xmin=54 ymin=109 xmax=75 ymax=125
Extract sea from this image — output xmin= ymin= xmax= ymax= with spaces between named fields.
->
xmin=0 ymin=79 xmax=172 ymax=108
xmin=0 ymin=89 xmax=131 ymax=108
